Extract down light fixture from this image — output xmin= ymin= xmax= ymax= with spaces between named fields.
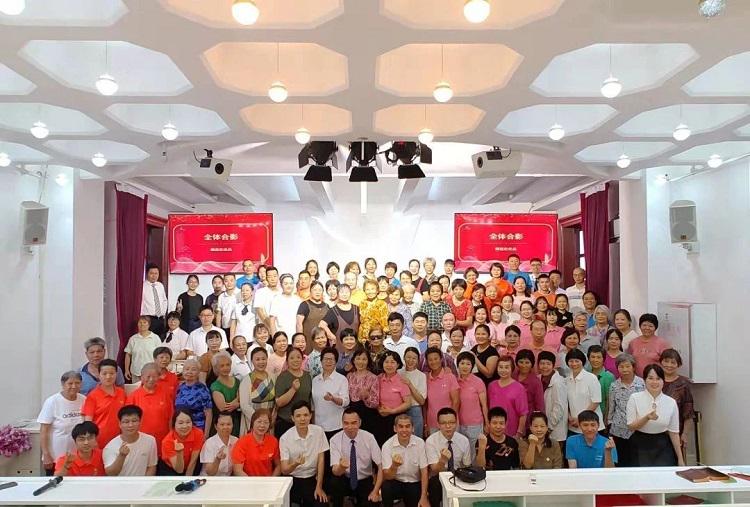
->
xmin=707 ymin=153 xmax=722 ymax=168
xmin=232 ymin=0 xmax=259 ymax=25
xmin=30 ymin=121 xmax=49 ymax=139
xmin=295 ymin=127 xmax=311 ymax=145
xmin=673 ymin=123 xmax=691 ymax=142
xmin=418 ymin=105 xmax=434 ymax=144
xmin=346 ymin=141 xmax=380 ymax=182
xmin=384 ymin=141 xmax=432 ymax=179
xmin=616 ymin=153 xmax=631 ymax=169
xmin=91 ymin=153 xmax=107 ymax=167
xmin=433 ymin=45 xmax=453 ymax=103
xmin=96 ymin=42 xmax=118 ymax=96
xmin=299 ymin=140 xmax=338 ymax=182
xmin=0 ymin=0 xmax=25 ymax=15
xmin=0 ymin=152 xmax=10 ymax=167
xmin=268 ymin=44 xmax=288 ymax=103
xmin=464 ymin=0 xmax=490 ymax=23
xmin=601 ymin=45 xmax=622 ymax=99
xmin=548 ymin=124 xmax=565 ymax=141
xmin=699 ymin=0 xmax=726 ymax=17
xmin=161 ymin=123 xmax=179 ymax=141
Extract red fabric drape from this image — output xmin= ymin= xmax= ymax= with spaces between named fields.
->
xmin=580 ymin=184 xmax=609 ymax=305
xmin=115 ymin=190 xmax=148 ymax=364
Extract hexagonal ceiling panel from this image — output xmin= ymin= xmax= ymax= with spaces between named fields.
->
xmin=576 ymin=141 xmax=674 ymax=164
xmin=203 ymin=43 xmax=348 ymax=97
xmin=0 ymin=103 xmax=106 ymax=135
xmin=0 ymin=0 xmax=127 ymax=26
xmin=20 ymin=40 xmax=192 ymax=96
xmin=0 ymin=64 xmax=35 ymax=95
xmin=616 ymin=104 xmax=750 ymax=137
xmin=241 ymin=104 xmax=351 ymax=137
xmin=531 ymin=43 xmax=697 ymax=97
xmin=162 ymin=0 xmax=343 ymax=29
xmin=381 ymin=0 xmax=564 ymax=30
xmin=683 ymin=51 xmax=750 ymax=97
xmin=670 ymin=141 xmax=750 ymax=163
xmin=496 ymin=104 xmax=617 ymax=137
xmin=376 ymin=44 xmax=522 ymax=98
xmin=44 ymin=140 xmax=149 ymax=163
xmin=373 ymin=104 xmax=485 ymax=138
xmin=0 ymin=142 xmax=50 ymax=162
xmin=106 ymin=104 xmax=229 ymax=138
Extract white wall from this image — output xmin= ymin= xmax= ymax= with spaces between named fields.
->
xmin=621 ymin=161 xmax=750 ymax=464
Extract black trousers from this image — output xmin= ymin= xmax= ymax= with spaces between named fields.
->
xmin=382 ymin=479 xmax=422 ymax=507
xmin=428 ymin=475 xmax=445 ymax=507
xmin=330 ymin=475 xmax=377 ymax=507
xmin=149 ymin=315 xmax=165 ymax=338
xmin=613 ymin=435 xmax=635 ymax=467
xmin=291 ymin=476 xmax=327 ymax=507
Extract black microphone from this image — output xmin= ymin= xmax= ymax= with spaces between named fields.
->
xmin=33 ymin=476 xmax=62 ymax=496
xmin=175 ymin=479 xmax=206 ymax=493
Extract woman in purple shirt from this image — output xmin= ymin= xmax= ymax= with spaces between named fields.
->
xmin=512 ymin=349 xmax=545 ymax=427
xmin=488 ymin=355 xmax=529 ymax=439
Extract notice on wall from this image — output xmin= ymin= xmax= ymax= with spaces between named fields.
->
xmin=168 ymin=213 xmax=273 ymax=274
xmin=454 ymin=213 xmax=558 ymax=272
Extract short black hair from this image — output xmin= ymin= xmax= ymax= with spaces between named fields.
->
xmin=153 ymin=346 xmax=172 ymax=359
xmin=118 ymin=404 xmax=143 ymax=421
xmin=385 ymin=261 xmax=398 ymax=271
xmin=488 ymin=406 xmax=508 ymax=421
xmin=413 ymin=311 xmax=428 ymax=321
xmin=537 ymin=350 xmax=556 ymax=365
xmin=515 ymin=349 xmax=536 ymax=367
xmin=320 ymin=346 xmax=339 ymax=363
xmin=291 ymin=400 xmax=312 ymax=416
xmin=643 ymin=363 xmax=666 ymax=381
xmin=71 ymin=421 xmax=99 ymax=440
xmin=565 ymin=348 xmax=587 ymax=366
xmin=326 ymin=261 xmax=340 ymax=274
xmin=587 ymin=345 xmax=604 ymax=358
xmin=659 ymin=348 xmax=683 ymax=367
xmin=342 ymin=406 xmax=361 ymax=419
xmin=639 ymin=313 xmax=659 ymax=329
xmin=437 ymin=407 xmax=457 ymax=421
xmin=444 ymin=259 xmax=455 ymax=266
xmin=380 ymin=350 xmax=404 ymax=370
xmin=577 ymin=410 xmax=599 ymax=424
xmin=145 ymin=263 xmax=159 ymax=273
xmin=456 ymin=351 xmax=475 ymax=367
xmin=388 ymin=312 xmax=405 ymax=324
xmin=99 ymin=358 xmax=118 ymax=371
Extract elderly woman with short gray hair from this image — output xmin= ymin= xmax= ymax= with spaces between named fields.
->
xmin=210 ymin=351 xmax=242 ymax=436
xmin=79 ymin=337 xmax=124 ymax=395
xmin=37 ymin=371 xmax=85 ymax=474
xmin=606 ymin=353 xmax=645 ymax=467
xmin=175 ymin=358 xmax=213 ymax=432
xmin=586 ymin=305 xmax=612 ymax=345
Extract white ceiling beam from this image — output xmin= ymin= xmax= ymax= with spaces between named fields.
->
xmin=307 ymin=181 xmax=335 ymax=213
xmin=459 ymin=178 xmax=507 ymax=206
xmin=118 ymin=180 xmax=195 ymax=212
xmin=394 ymin=179 xmax=419 ymax=212
xmin=530 ymin=179 xmax=600 ymax=212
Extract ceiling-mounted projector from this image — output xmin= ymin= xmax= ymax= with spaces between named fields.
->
xmin=471 ymin=147 xmax=522 ymax=178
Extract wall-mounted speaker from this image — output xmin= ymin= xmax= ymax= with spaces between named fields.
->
xmin=21 ymin=201 xmax=49 ymax=246
xmin=669 ymin=200 xmax=697 ymax=243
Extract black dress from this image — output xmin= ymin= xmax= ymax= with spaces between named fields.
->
xmin=178 ymin=292 xmax=204 ymax=333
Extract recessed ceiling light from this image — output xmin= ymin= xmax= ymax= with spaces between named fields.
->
xmin=699 ymin=0 xmax=726 ymax=17
xmin=295 ymin=127 xmax=311 ymax=145
xmin=418 ymin=128 xmax=434 ymax=144
xmin=548 ymin=123 xmax=565 ymax=141
xmin=707 ymin=153 xmax=723 ymax=168
xmin=601 ymin=76 xmax=622 ymax=99
xmin=232 ymin=0 xmax=259 ymax=25
xmin=433 ymin=81 xmax=453 ymax=103
xmin=616 ymin=153 xmax=631 ymax=169
xmin=268 ymin=81 xmax=288 ymax=103
xmin=673 ymin=123 xmax=691 ymax=141
xmin=30 ymin=121 xmax=49 ymax=139
xmin=91 ymin=153 xmax=107 ymax=167
xmin=95 ymin=73 xmax=118 ymax=96
xmin=464 ymin=0 xmax=490 ymax=23
xmin=161 ymin=123 xmax=179 ymax=141
xmin=0 ymin=0 xmax=25 ymax=15
xmin=0 ymin=152 xmax=10 ymax=167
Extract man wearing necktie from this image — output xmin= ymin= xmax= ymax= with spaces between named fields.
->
xmin=141 ymin=263 xmax=168 ymax=338
xmin=425 ymin=407 xmax=472 ymax=507
xmin=330 ymin=408 xmax=382 ymax=507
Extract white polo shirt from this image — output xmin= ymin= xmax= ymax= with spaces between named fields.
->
xmin=381 ymin=434 xmax=428 ymax=483
xmin=103 ymin=432 xmax=157 ymax=476
xmin=218 ymin=290 xmax=241 ymax=328
xmin=566 ymin=369 xmax=603 ymax=432
xmin=311 ymin=371 xmax=350 ymax=432
xmin=254 ymin=286 xmax=282 ymax=318
xmin=200 ymin=433 xmax=238 ymax=476
xmin=425 ymin=430 xmax=472 ymax=468
xmin=279 ymin=424 xmax=329 ymax=479
xmin=189 ymin=326 xmax=228 ymax=356
xmin=626 ymin=390 xmax=680 ymax=434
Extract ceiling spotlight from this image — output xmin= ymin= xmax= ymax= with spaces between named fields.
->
xmin=464 ymin=0 xmax=490 ymax=23
xmin=699 ymin=0 xmax=726 ymax=17
xmin=95 ymin=73 xmax=118 ymax=96
xmin=384 ymin=141 xmax=432 ymax=179
xmin=346 ymin=141 xmax=380 ymax=182
xmin=433 ymin=81 xmax=453 ymax=103
xmin=673 ymin=123 xmax=691 ymax=141
xmin=707 ymin=153 xmax=723 ymax=168
xmin=616 ymin=153 xmax=631 ymax=169
xmin=548 ymin=123 xmax=565 ymax=141
xmin=91 ymin=153 xmax=107 ymax=168
xmin=232 ymin=0 xmax=259 ymax=25
xmin=0 ymin=152 xmax=10 ymax=167
xmin=601 ymin=76 xmax=622 ymax=99
xmin=299 ymin=140 xmax=338 ymax=181
xmin=268 ymin=81 xmax=288 ymax=103
xmin=0 ymin=0 xmax=25 ymax=15
xmin=30 ymin=121 xmax=49 ymax=139
xmin=295 ymin=127 xmax=311 ymax=145
xmin=161 ymin=123 xmax=179 ymax=141
xmin=418 ymin=128 xmax=434 ymax=145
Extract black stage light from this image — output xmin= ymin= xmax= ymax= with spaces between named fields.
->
xmin=383 ymin=141 xmax=431 ymax=179
xmin=298 ymin=141 xmax=338 ymax=182
xmin=304 ymin=165 xmax=332 ymax=182
xmin=349 ymin=166 xmax=378 ymax=182
xmin=398 ymin=163 xmax=425 ymax=179
xmin=346 ymin=141 xmax=380 ymax=182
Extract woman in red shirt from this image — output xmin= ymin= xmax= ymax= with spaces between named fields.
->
xmin=447 ymin=279 xmax=474 ymax=330
xmin=161 ymin=409 xmax=203 ymax=476
xmin=232 ymin=409 xmax=280 ymax=476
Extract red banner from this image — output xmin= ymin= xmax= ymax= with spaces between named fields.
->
xmin=454 ymin=213 xmax=558 ymax=273
xmin=168 ymin=213 xmax=273 ymax=274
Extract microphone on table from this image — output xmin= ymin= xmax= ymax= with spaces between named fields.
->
xmin=175 ymin=479 xmax=207 ymax=493
xmin=33 ymin=476 xmax=63 ymax=496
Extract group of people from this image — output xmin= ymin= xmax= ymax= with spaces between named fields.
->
xmin=36 ymin=255 xmax=694 ymax=507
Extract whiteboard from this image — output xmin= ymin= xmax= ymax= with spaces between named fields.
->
xmin=657 ymin=302 xmax=717 ymax=383
xmin=657 ymin=303 xmax=692 ymax=378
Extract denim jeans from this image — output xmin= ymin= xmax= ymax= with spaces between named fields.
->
xmin=460 ymin=424 xmax=484 ymax=461
xmin=407 ymin=405 xmax=424 ymax=439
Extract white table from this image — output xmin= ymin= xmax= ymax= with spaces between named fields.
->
xmin=0 ymin=476 xmax=292 ymax=506
xmin=440 ymin=467 xmax=750 ymax=507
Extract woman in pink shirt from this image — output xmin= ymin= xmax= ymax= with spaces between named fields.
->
xmin=512 ymin=349 xmax=545 ymax=425
xmin=603 ymin=328 xmax=623 ymax=378
xmin=498 ymin=325 xmax=522 ymax=360
xmin=487 ymin=355 xmax=529 ymax=439
xmin=376 ymin=350 xmax=412 ymax=445
xmin=627 ymin=313 xmax=670 ymax=377
xmin=544 ymin=309 xmax=565 ymax=349
xmin=488 ymin=305 xmax=508 ymax=348
xmin=456 ymin=351 xmax=489 ymax=460
xmin=516 ymin=301 xmax=535 ymax=345
xmin=424 ymin=347 xmax=460 ymax=435
xmin=512 ymin=277 xmax=533 ymax=311
xmin=466 ymin=306 xmax=492 ymax=348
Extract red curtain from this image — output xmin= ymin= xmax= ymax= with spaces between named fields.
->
xmin=580 ymin=184 xmax=609 ymax=305
xmin=115 ymin=190 xmax=148 ymax=364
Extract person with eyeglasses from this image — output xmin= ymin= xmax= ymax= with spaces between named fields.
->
xmin=230 ymin=283 xmax=257 ymax=341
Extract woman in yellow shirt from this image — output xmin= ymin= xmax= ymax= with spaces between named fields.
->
xmin=358 ymin=279 xmax=389 ymax=342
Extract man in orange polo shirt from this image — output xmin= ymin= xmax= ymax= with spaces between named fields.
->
xmin=54 ymin=421 xmax=105 ymax=476
xmin=153 ymin=347 xmax=178 ymax=403
xmin=82 ymin=359 xmax=126 ymax=449
xmin=126 ymin=363 xmax=172 ymax=457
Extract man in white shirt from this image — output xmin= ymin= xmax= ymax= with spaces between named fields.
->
xmin=253 ymin=266 xmax=281 ymax=328
xmin=549 ymin=269 xmax=566 ymax=294
xmin=439 ymin=313 xmax=456 ymax=352
xmin=279 ymin=400 xmax=329 ymax=507
xmin=381 ymin=413 xmax=429 ymax=507
xmin=384 ymin=313 xmax=419 ymax=363
xmin=425 ymin=407 xmax=472 ymax=507
xmin=217 ymin=273 xmax=241 ymax=336
xmin=565 ymin=267 xmax=587 ymax=312
xmin=201 ymin=413 xmax=238 ymax=476
xmin=330 ymin=408 xmax=382 ymax=507
xmin=141 ymin=263 xmax=168 ymax=337
xmin=189 ymin=305 xmax=228 ymax=356
xmin=269 ymin=273 xmax=302 ymax=339
xmin=103 ymin=405 xmax=157 ymax=476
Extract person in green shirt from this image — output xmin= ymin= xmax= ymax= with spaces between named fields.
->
xmin=587 ymin=345 xmax=615 ymax=419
